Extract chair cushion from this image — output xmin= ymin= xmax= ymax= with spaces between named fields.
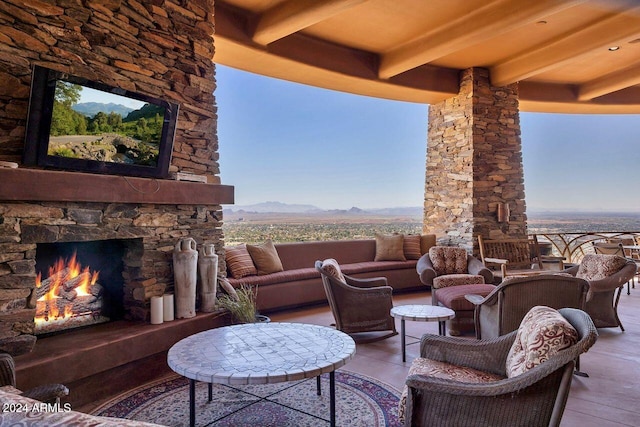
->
xmin=403 ymin=234 xmax=422 ymax=260
xmin=246 ymin=239 xmax=284 ymax=275
xmin=433 ymin=273 xmax=484 ymax=289
xmin=321 ymin=258 xmax=345 ymax=282
xmin=225 ymin=244 xmax=257 ymax=279
xmin=506 ymin=306 xmax=578 ymax=378
xmin=576 ymin=254 xmax=628 ymax=281
xmin=429 ymin=246 xmax=469 ymax=275
xmin=436 ymin=283 xmax=495 ymax=311
xmin=399 ymin=357 xmax=503 ymax=423
xmin=374 ymin=233 xmax=406 ymax=261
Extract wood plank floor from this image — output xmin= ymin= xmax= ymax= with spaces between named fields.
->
xmin=269 ymin=286 xmax=640 ymax=427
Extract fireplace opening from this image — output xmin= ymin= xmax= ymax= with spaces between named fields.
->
xmin=34 ymin=239 xmax=127 ymax=336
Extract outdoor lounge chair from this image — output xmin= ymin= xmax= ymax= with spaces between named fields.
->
xmin=315 ymin=259 xmax=397 ymax=342
xmin=400 ymin=307 xmax=598 ymax=427
xmin=561 ymin=254 xmax=636 ymax=331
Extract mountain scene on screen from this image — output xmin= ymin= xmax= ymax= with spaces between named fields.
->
xmin=48 ymin=82 xmax=165 ymax=166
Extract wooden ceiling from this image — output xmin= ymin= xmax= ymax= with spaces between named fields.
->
xmin=213 ymin=0 xmax=640 ymax=113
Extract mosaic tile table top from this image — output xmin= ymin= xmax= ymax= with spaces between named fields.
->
xmin=168 ymin=322 xmax=356 ymax=386
xmin=390 ymin=304 xmax=455 ymax=322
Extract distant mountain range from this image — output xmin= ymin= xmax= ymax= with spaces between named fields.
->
xmin=73 ymin=102 xmax=134 ymax=117
xmin=224 ymin=201 xmax=422 ymax=216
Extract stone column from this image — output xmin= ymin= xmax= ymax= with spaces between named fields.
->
xmin=423 ymin=68 xmax=527 ymax=253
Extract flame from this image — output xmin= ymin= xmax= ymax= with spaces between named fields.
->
xmin=34 ymin=251 xmax=100 ymax=327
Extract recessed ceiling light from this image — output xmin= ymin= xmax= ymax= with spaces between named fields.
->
xmin=608 ymin=46 xmax=620 ymax=51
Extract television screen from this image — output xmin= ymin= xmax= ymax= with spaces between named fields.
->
xmin=24 ymin=65 xmax=178 ymax=178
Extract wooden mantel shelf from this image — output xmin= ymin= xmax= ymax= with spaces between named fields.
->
xmin=0 ymin=168 xmax=234 ymax=205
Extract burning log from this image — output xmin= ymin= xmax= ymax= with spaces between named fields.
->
xmin=91 ymin=283 xmax=103 ymax=298
xmin=35 ymin=268 xmax=71 ymax=300
xmin=63 ymin=271 xmax=91 ymax=292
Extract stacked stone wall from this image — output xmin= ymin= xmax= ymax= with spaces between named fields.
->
xmin=0 ymin=0 xmax=224 ymax=355
xmin=424 ymin=68 xmax=527 ymax=252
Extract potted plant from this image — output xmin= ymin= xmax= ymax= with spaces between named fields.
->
xmin=217 ymin=283 xmax=269 ymax=323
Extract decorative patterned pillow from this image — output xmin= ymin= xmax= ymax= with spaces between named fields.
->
xmin=576 ymin=254 xmax=628 ymax=281
xmin=246 ymin=239 xmax=284 ymax=275
xmin=225 ymin=244 xmax=257 ymax=278
xmin=398 ymin=357 xmax=503 ymax=423
xmin=374 ymin=233 xmax=406 ymax=261
xmin=321 ymin=258 xmax=345 ymax=283
xmin=428 ymin=246 xmax=468 ymax=275
xmin=505 ymin=306 xmax=578 ymax=378
xmin=403 ymin=234 xmax=422 ymax=260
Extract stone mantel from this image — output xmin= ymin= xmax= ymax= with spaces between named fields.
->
xmin=0 ymin=168 xmax=234 ymax=206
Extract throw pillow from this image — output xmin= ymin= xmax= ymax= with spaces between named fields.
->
xmin=428 ymin=246 xmax=468 ymax=275
xmin=420 ymin=234 xmax=437 ymax=255
xmin=246 ymin=239 xmax=284 ymax=275
xmin=225 ymin=244 xmax=257 ymax=279
xmin=374 ymin=233 xmax=406 ymax=261
xmin=505 ymin=306 xmax=578 ymax=378
xmin=321 ymin=258 xmax=345 ymax=283
xmin=576 ymin=254 xmax=628 ymax=281
xmin=403 ymin=234 xmax=422 ymax=260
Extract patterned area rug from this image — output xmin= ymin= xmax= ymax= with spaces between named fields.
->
xmin=92 ymin=371 xmax=402 ymax=427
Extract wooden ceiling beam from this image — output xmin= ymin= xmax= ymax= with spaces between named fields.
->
xmin=491 ymin=6 xmax=640 ymax=87
xmin=252 ymin=0 xmax=368 ymax=46
xmin=378 ymin=0 xmax=583 ymax=79
xmin=578 ymin=64 xmax=640 ymax=100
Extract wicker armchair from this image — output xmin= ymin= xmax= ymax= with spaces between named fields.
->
xmin=315 ymin=260 xmax=396 ymax=341
xmin=0 ymin=353 xmax=69 ymax=404
xmin=417 ymin=246 xmax=495 ymax=335
xmin=465 ymin=274 xmax=589 ymax=340
xmin=403 ymin=308 xmax=598 ymax=427
xmin=561 ymin=254 xmax=637 ymax=331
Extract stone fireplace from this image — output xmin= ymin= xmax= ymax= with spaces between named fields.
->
xmin=0 ymin=0 xmax=234 ymax=357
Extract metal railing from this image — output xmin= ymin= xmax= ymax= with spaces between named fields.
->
xmin=531 ymin=231 xmax=640 ymax=264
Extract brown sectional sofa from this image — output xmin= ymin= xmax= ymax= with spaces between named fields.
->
xmin=226 ymin=237 xmax=436 ymax=313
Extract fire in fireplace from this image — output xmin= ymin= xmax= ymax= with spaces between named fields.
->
xmin=34 ymin=240 xmax=126 ymax=336
xmin=35 ymin=252 xmax=108 ymax=334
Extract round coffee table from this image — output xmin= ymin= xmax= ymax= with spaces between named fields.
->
xmin=390 ymin=305 xmax=456 ymax=362
xmin=167 ymin=322 xmax=356 ymax=427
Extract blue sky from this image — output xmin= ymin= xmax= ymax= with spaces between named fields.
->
xmin=216 ymin=65 xmax=640 ymax=212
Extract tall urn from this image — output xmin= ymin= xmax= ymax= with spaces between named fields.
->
xmin=173 ymin=237 xmax=198 ymax=319
xmin=198 ymin=244 xmax=218 ymax=312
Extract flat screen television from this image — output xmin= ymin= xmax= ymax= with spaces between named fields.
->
xmin=23 ymin=65 xmax=178 ymax=178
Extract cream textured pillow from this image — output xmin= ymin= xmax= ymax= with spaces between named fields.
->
xmin=374 ymin=233 xmax=406 ymax=261
xmin=246 ymin=239 xmax=284 ymax=275
xmin=225 ymin=244 xmax=257 ymax=279
xmin=403 ymin=234 xmax=422 ymax=260
xmin=576 ymin=254 xmax=628 ymax=281
xmin=505 ymin=306 xmax=578 ymax=378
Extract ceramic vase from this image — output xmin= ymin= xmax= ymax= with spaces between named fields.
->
xmin=173 ymin=237 xmax=198 ymax=319
xmin=198 ymin=243 xmax=218 ymax=312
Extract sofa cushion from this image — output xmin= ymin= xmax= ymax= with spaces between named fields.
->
xmin=436 ymin=283 xmax=495 ymax=311
xmin=506 ymin=306 xmax=578 ymax=378
xmin=403 ymin=234 xmax=422 ymax=260
xmin=576 ymin=254 xmax=628 ymax=281
xmin=432 ymin=274 xmax=484 ymax=289
xmin=225 ymin=244 xmax=257 ymax=279
xmin=429 ymin=246 xmax=469 ymax=275
xmin=246 ymin=239 xmax=284 ymax=275
xmin=375 ymin=233 xmax=406 ymax=261
xmin=399 ymin=357 xmax=503 ymax=423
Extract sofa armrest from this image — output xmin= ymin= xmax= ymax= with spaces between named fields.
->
xmin=467 ymin=256 xmax=494 ymax=284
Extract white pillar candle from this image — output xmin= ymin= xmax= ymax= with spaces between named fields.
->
xmin=150 ymin=296 xmax=164 ymax=325
xmin=163 ymin=293 xmax=175 ymax=322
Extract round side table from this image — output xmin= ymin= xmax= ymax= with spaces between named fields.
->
xmin=390 ymin=305 xmax=455 ymax=362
